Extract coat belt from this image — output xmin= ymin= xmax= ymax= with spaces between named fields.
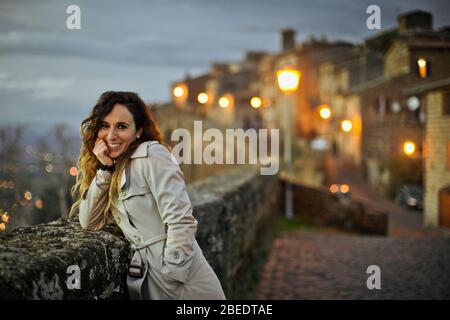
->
xmin=126 ymin=234 xmax=167 ymax=300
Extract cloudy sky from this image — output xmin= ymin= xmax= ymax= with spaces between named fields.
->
xmin=1 ymin=0 xmax=449 ymax=132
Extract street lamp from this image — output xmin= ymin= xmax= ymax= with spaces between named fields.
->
xmin=219 ymin=96 xmax=231 ymax=108
xmin=173 ymin=85 xmax=186 ymax=98
xmin=319 ymin=104 xmax=331 ymax=119
xmin=197 ymin=93 xmax=208 ymax=104
xmin=341 ymin=120 xmax=353 ymax=132
xmin=277 ymin=67 xmax=301 ymax=220
xmin=250 ymin=96 xmax=262 ymax=109
xmin=403 ymin=141 xmax=416 ymax=156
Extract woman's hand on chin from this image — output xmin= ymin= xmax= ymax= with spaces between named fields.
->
xmin=94 ymin=138 xmax=114 ymax=166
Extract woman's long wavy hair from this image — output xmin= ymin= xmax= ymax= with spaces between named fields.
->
xmin=69 ymin=91 xmax=166 ymax=229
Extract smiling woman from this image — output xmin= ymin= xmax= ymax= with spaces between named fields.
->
xmin=69 ymin=91 xmax=226 ymax=300
xmin=96 ymin=104 xmax=143 ymax=162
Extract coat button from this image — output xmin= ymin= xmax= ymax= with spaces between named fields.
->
xmin=173 ymin=252 xmax=180 ymax=259
xmin=115 ymin=216 xmax=121 ymax=224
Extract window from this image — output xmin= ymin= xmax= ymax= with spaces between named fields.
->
xmin=417 ymin=57 xmax=430 ymax=79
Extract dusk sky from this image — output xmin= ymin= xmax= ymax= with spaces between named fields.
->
xmin=1 ymin=0 xmax=450 ymax=131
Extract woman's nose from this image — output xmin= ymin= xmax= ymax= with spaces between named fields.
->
xmin=107 ymin=128 xmax=117 ymax=140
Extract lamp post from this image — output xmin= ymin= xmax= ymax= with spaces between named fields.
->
xmin=277 ymin=67 xmax=300 ymax=219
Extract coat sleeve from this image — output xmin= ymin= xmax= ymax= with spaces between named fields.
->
xmin=78 ymin=169 xmax=111 ymax=231
xmin=143 ymin=143 xmax=198 ymax=281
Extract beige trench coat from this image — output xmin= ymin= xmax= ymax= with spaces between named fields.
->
xmin=79 ymin=140 xmax=226 ymax=300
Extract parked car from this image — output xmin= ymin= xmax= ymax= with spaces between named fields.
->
xmin=395 ymin=184 xmax=423 ymax=211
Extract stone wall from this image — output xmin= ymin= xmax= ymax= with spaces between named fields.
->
xmin=282 ymin=177 xmax=388 ymax=235
xmin=0 ymin=167 xmax=281 ymax=299
xmin=424 ymin=89 xmax=450 ymax=227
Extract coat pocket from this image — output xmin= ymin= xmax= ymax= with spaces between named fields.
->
xmin=161 ymin=247 xmax=191 ymax=284
xmin=147 ymin=265 xmax=184 ymax=299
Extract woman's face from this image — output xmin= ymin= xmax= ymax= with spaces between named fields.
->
xmin=97 ymin=103 xmax=143 ymax=159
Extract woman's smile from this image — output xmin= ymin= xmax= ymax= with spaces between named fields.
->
xmin=107 ymin=142 xmax=125 ymax=157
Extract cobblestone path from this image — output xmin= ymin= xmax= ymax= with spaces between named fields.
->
xmin=257 ymin=230 xmax=450 ymax=299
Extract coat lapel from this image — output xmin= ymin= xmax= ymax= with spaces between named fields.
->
xmin=119 ymin=141 xmax=159 ymax=191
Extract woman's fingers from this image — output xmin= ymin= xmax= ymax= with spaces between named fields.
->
xmin=94 ymin=138 xmax=113 ymax=166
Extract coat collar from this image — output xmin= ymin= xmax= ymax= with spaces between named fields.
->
xmin=120 ymin=140 xmax=159 ymax=190
xmin=130 ymin=140 xmax=159 ymax=159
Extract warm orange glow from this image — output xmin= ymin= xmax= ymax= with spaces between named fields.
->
xmin=35 ymin=199 xmax=44 ymax=209
xmin=403 ymin=141 xmax=416 ymax=156
xmin=219 ymin=96 xmax=230 ymax=108
xmin=340 ymin=184 xmax=350 ymax=194
xmin=319 ymin=105 xmax=331 ymax=119
xmin=341 ymin=120 xmax=353 ymax=132
xmin=69 ymin=166 xmax=78 ymax=177
xmin=417 ymin=58 xmax=426 ymax=68
xmin=277 ymin=68 xmax=301 ymax=92
xmin=173 ymin=85 xmax=185 ymax=98
xmin=250 ymin=97 xmax=262 ymax=109
xmin=0 ymin=223 xmax=5 ymax=231
xmin=24 ymin=191 xmax=32 ymax=200
xmin=263 ymin=98 xmax=271 ymax=107
xmin=1 ymin=212 xmax=9 ymax=224
xmin=330 ymin=184 xmax=339 ymax=193
xmin=417 ymin=58 xmax=427 ymax=78
xmin=197 ymin=93 xmax=208 ymax=104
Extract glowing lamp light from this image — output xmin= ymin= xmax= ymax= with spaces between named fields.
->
xmin=403 ymin=141 xmax=416 ymax=156
xmin=341 ymin=120 xmax=353 ymax=132
xmin=24 ymin=191 xmax=32 ymax=201
xmin=197 ymin=93 xmax=208 ymax=104
xmin=340 ymin=184 xmax=350 ymax=194
xmin=250 ymin=97 xmax=262 ymax=109
xmin=219 ymin=96 xmax=230 ymax=108
xmin=319 ymin=105 xmax=331 ymax=119
xmin=330 ymin=184 xmax=339 ymax=193
xmin=173 ymin=86 xmax=185 ymax=98
xmin=35 ymin=199 xmax=44 ymax=209
xmin=1 ymin=212 xmax=9 ymax=224
xmin=417 ymin=58 xmax=427 ymax=79
xmin=417 ymin=58 xmax=426 ymax=68
xmin=277 ymin=68 xmax=301 ymax=92
xmin=69 ymin=167 xmax=78 ymax=177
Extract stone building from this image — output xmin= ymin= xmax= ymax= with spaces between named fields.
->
xmin=405 ymin=79 xmax=450 ymax=228
xmin=170 ymin=52 xmax=267 ymax=129
xmin=260 ymin=29 xmax=355 ymax=159
xmin=352 ymin=10 xmax=450 ymax=195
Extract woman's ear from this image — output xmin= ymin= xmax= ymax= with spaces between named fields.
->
xmin=137 ymin=128 xmax=143 ymax=138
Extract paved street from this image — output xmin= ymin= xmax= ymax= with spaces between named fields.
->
xmin=323 ymin=155 xmax=447 ymax=238
xmin=257 ymin=229 xmax=450 ymax=299
xmin=256 ymin=155 xmax=450 ymax=300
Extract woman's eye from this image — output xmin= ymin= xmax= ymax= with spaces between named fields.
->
xmin=118 ymin=125 xmax=127 ymax=129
